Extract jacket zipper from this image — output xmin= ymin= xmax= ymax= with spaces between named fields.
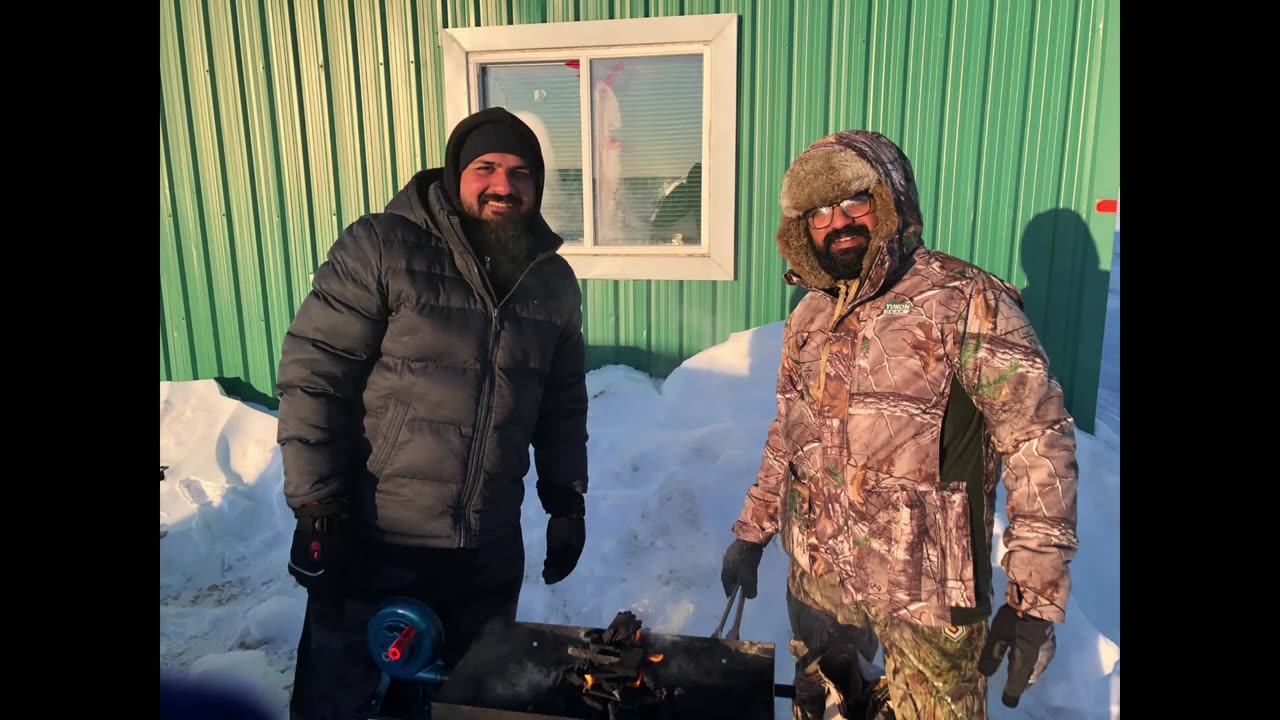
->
xmin=455 ymin=252 xmax=551 ymax=546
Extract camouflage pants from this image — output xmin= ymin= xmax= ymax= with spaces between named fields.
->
xmin=788 ymin=564 xmax=989 ymax=720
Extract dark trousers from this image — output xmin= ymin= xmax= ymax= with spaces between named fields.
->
xmin=289 ymin=539 xmax=524 ymax=720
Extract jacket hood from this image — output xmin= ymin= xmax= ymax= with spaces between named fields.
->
xmin=776 ymin=130 xmax=925 ymax=297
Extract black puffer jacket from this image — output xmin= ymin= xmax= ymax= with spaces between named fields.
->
xmin=275 ymin=110 xmax=587 ymax=548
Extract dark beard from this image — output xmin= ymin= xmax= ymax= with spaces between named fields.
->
xmin=461 ymin=208 xmax=535 ymax=300
xmin=813 ymin=225 xmax=871 ymax=281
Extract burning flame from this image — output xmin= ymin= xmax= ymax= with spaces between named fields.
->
xmin=634 ymin=629 xmax=642 ymax=642
xmin=577 ymin=638 xmax=662 ymax=695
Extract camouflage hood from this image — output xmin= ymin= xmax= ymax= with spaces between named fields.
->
xmin=776 ymin=131 xmax=925 ymax=295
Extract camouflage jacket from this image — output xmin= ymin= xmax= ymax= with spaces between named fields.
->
xmin=733 ymin=130 xmax=1079 ymax=627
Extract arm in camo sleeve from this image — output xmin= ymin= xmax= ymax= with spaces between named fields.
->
xmin=952 ymin=273 xmax=1079 ymax=624
xmin=732 ymin=315 xmax=804 ymax=544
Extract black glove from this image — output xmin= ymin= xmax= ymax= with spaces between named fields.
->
xmin=978 ymin=604 xmax=1057 ymax=708
xmin=538 ymin=483 xmax=586 ymax=584
xmin=543 ymin=516 xmax=585 ymax=584
xmin=287 ymin=498 xmax=353 ymax=596
xmin=720 ymin=538 xmax=765 ymax=598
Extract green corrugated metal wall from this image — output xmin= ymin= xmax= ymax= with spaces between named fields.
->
xmin=160 ymin=0 xmax=1119 ymax=431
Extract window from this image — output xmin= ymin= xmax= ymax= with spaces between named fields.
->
xmin=442 ymin=14 xmax=739 ymax=281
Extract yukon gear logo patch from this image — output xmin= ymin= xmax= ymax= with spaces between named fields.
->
xmin=942 ymin=625 xmax=966 ymax=641
xmin=884 ymin=301 xmax=912 ymax=315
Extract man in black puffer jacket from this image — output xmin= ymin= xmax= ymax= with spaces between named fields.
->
xmin=276 ymin=107 xmax=589 ymax=720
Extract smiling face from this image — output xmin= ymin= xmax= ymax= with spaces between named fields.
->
xmin=459 ymin=152 xmax=536 ymax=225
xmin=807 ymin=191 xmax=878 ymax=281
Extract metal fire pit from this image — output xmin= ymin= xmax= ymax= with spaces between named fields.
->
xmin=430 ymin=620 xmax=776 ymax=720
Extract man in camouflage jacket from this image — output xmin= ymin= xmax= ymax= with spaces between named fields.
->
xmin=721 ymin=130 xmax=1078 ymax=719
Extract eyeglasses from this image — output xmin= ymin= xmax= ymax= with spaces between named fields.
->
xmin=805 ymin=192 xmax=875 ymax=229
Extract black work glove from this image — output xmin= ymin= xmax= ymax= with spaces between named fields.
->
xmin=287 ymin=498 xmax=353 ymax=596
xmin=538 ymin=483 xmax=586 ymax=584
xmin=720 ymin=538 xmax=765 ymax=598
xmin=978 ymin=603 xmax=1057 ymax=708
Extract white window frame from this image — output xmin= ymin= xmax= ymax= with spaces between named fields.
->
xmin=440 ymin=14 xmax=738 ymax=281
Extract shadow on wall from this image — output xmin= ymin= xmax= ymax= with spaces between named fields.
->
xmin=1018 ymin=208 xmax=1111 ymax=434
xmin=215 ymin=376 xmax=280 ymax=411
